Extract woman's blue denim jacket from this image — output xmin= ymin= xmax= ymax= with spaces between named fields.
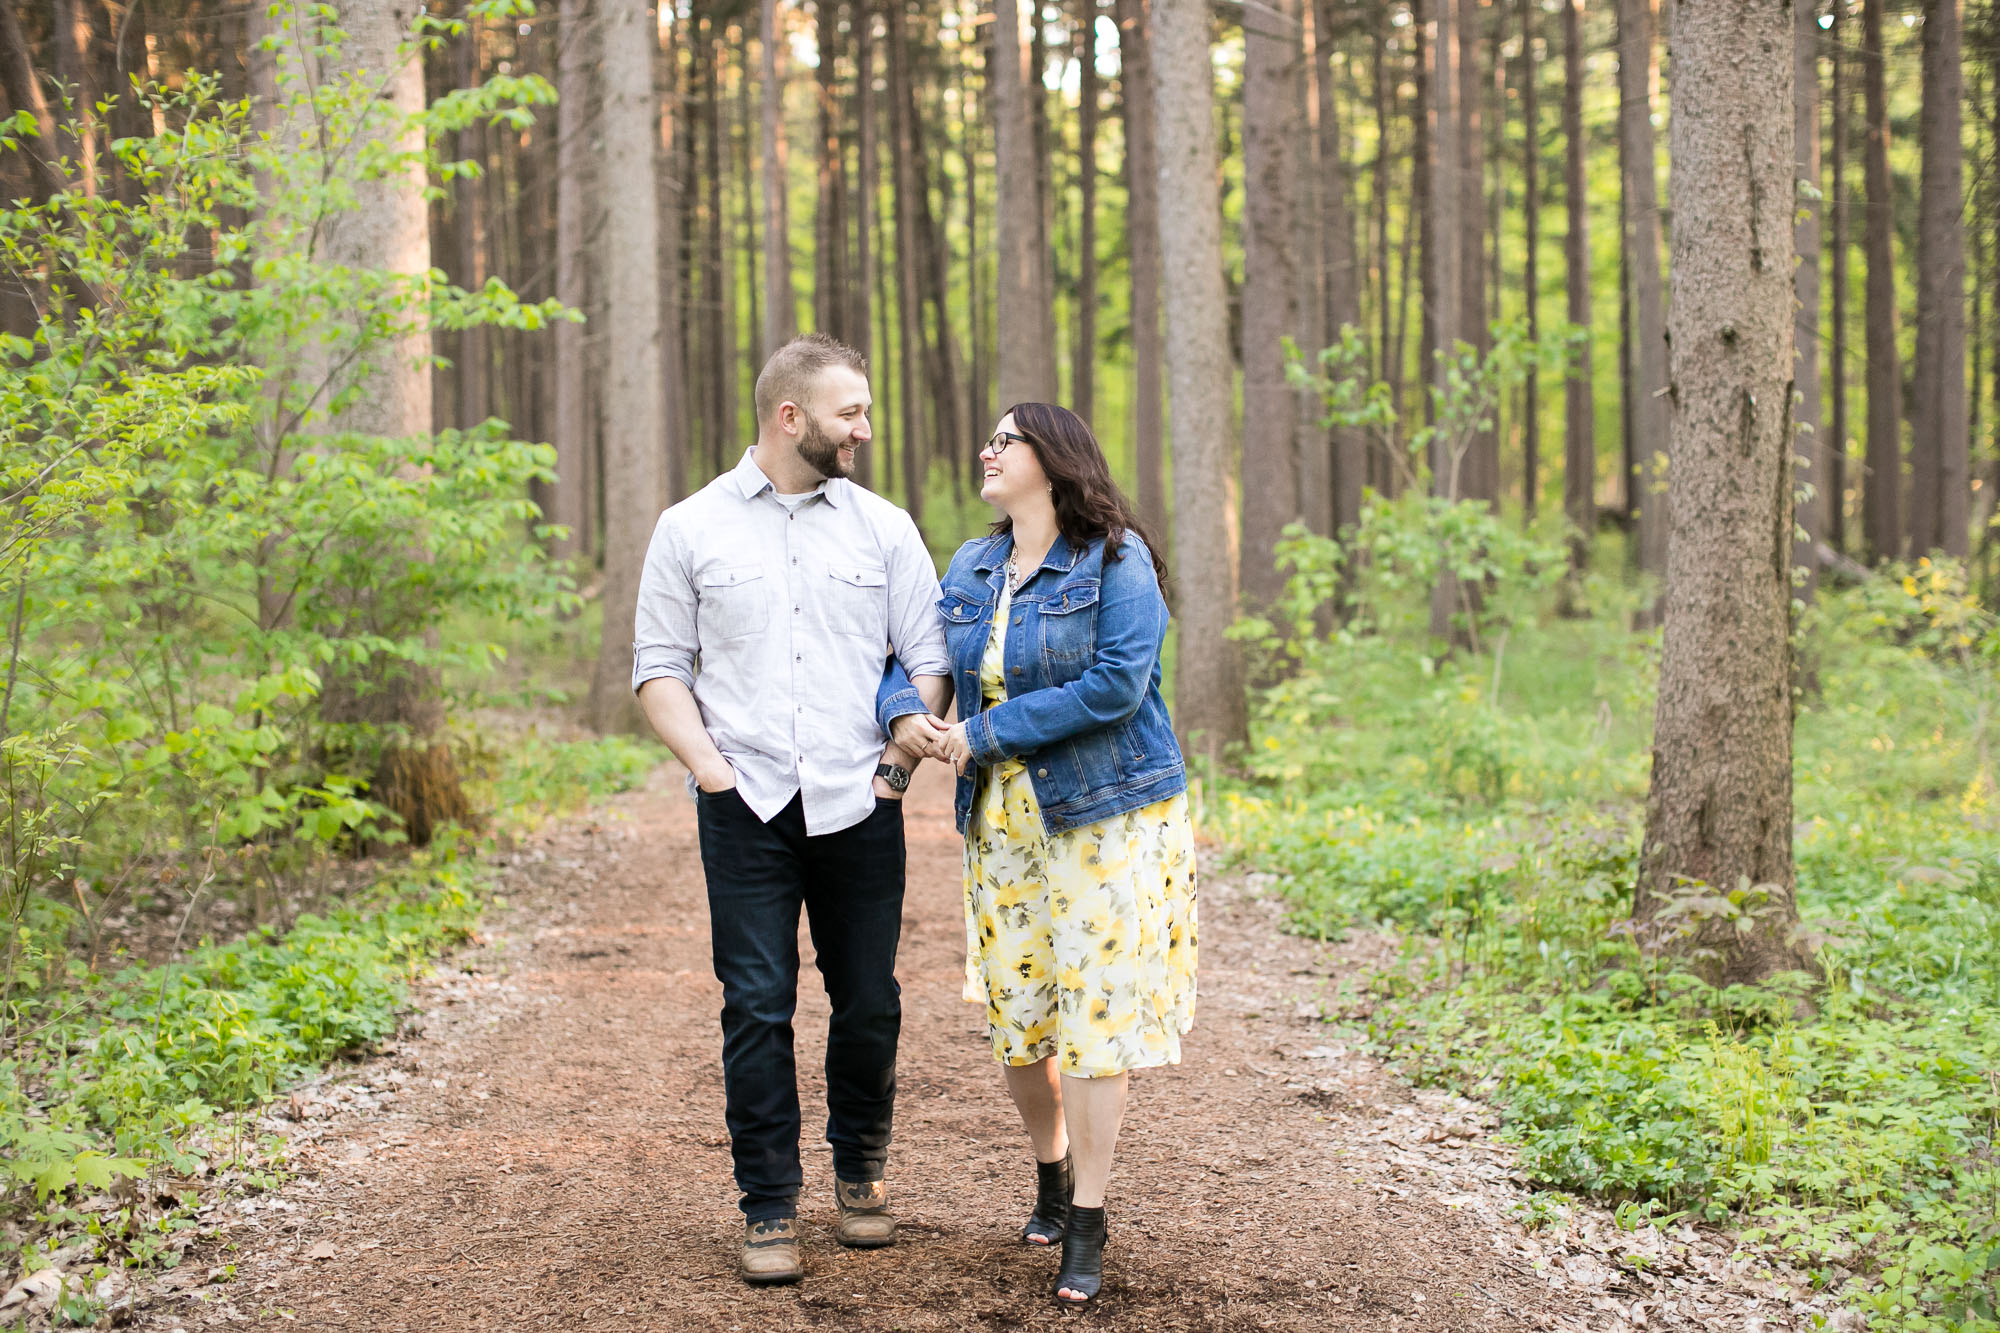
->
xmin=876 ymin=530 xmax=1186 ymax=836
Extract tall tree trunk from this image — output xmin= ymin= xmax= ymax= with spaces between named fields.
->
xmin=1640 ymin=0 xmax=1803 ymax=985
xmin=738 ymin=22 xmax=762 ymax=389
xmin=1427 ymin=0 xmax=1462 ymax=383
xmin=52 ymin=0 xmax=97 ymax=197
xmin=705 ymin=26 xmax=738 ymax=471
xmin=993 ymin=0 xmax=1058 ymax=404
xmin=454 ymin=8 xmax=491 ymax=432
xmin=1618 ymin=0 xmax=1671 ymax=588
xmin=1315 ymin=0 xmax=1365 ymax=536
xmin=1794 ymin=0 xmax=1824 ymax=601
xmin=1153 ymin=0 xmax=1248 ymax=752
xmin=592 ymin=0 xmax=671 ymax=734
xmin=1372 ymin=23 xmax=1399 ymax=477
xmin=1073 ymin=0 xmax=1100 ymax=428
xmin=552 ymin=0 xmax=597 ymax=563
xmin=1828 ymin=0 xmax=1849 ymax=552
xmin=963 ymin=17 xmax=991 ymax=442
xmin=890 ymin=1 xmax=925 ymax=524
xmin=1240 ymin=0 xmax=1304 ymax=609
xmin=905 ymin=33 xmax=967 ymax=502
xmin=1117 ymin=0 xmax=1166 ymax=541
xmin=657 ymin=0 xmax=690 ymax=504
xmin=1519 ymin=0 xmax=1541 ymax=520
xmin=815 ymin=0 xmax=848 ymax=340
xmin=1911 ymin=0 xmax=1969 ymax=556
xmin=1456 ymin=0 xmax=1493 ymax=502
xmin=760 ymin=0 xmax=796 ymax=354
xmin=315 ymin=0 xmax=473 ymax=841
xmin=1860 ymin=0 xmax=1901 ymax=561
xmin=1561 ymin=0 xmax=1595 ymax=569
xmin=0 ymin=1 xmax=61 ymax=203
xmin=852 ymin=0 xmax=877 ymax=486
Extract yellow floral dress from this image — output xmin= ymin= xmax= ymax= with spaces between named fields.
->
xmin=961 ymin=578 xmax=1198 ymax=1078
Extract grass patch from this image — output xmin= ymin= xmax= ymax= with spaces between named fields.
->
xmin=1217 ymin=574 xmax=2000 ymax=1332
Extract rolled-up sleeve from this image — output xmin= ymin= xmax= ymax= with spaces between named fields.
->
xmin=884 ymin=514 xmax=948 ymax=680
xmin=631 ymin=512 xmax=697 ymax=692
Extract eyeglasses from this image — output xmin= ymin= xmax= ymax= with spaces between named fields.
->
xmin=983 ymin=430 xmax=1031 ymax=458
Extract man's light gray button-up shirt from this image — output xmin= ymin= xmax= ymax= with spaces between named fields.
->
xmin=631 ymin=448 xmax=949 ymax=835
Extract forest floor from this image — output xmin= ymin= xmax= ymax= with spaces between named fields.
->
xmin=124 ymin=763 xmax=1844 ymax=1332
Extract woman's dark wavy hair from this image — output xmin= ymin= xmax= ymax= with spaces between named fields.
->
xmin=990 ymin=402 xmax=1170 ymax=592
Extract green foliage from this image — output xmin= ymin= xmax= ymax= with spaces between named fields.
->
xmin=1 ymin=29 xmax=570 ymax=979
xmin=1220 ymin=550 xmax=2000 ymax=1330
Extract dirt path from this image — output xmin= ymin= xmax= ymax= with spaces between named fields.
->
xmin=133 ymin=765 xmax=1832 ymax=1332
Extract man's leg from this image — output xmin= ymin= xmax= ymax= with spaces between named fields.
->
xmin=697 ymin=789 xmax=810 ymax=1221
xmin=801 ymin=795 xmax=906 ymax=1185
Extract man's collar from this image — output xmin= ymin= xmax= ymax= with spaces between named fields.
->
xmin=731 ymin=446 xmax=845 ymax=507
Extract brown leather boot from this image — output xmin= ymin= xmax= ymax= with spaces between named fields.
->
xmin=832 ymin=1178 xmax=897 ymax=1249
xmin=740 ymin=1217 xmax=803 ymax=1286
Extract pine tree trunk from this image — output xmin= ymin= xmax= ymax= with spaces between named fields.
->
xmin=1240 ymin=0 xmax=1304 ymax=609
xmin=454 ymin=8 xmax=491 ymax=433
xmin=1911 ymin=0 xmax=1968 ymax=557
xmin=962 ymin=22 xmax=991 ymax=444
xmin=1794 ymin=0 xmax=1824 ymax=601
xmin=852 ymin=0 xmax=877 ymax=487
xmin=52 ymin=0 xmax=97 ymax=198
xmin=1860 ymin=0 xmax=1902 ymax=561
xmin=1372 ymin=24 xmax=1400 ymax=483
xmin=1519 ymin=0 xmax=1540 ymax=521
xmin=313 ymin=0 xmax=473 ymax=843
xmin=815 ymin=0 xmax=848 ymax=340
xmin=760 ymin=0 xmax=796 ymax=354
xmin=0 ymin=1 xmax=61 ymax=203
xmin=1828 ymin=0 xmax=1849 ymax=552
xmin=1117 ymin=0 xmax=1166 ymax=542
xmin=704 ymin=26 xmax=738 ymax=471
xmin=1456 ymin=0 xmax=1493 ymax=503
xmin=1152 ymin=0 xmax=1248 ymax=752
xmin=1315 ymin=0 xmax=1365 ymax=536
xmin=1073 ymin=0 xmax=1099 ymax=430
xmin=1639 ymin=0 xmax=1804 ymax=986
xmin=739 ymin=23 xmax=762 ymax=387
xmin=1618 ymin=0 xmax=1671 ymax=588
xmin=993 ymin=0 xmax=1058 ymax=405
xmin=591 ymin=0 xmax=671 ymax=734
xmin=657 ymin=3 xmax=690 ymax=504
xmin=1561 ymin=0 xmax=1595 ymax=570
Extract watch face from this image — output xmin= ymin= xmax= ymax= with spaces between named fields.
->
xmin=879 ymin=763 xmax=911 ymax=792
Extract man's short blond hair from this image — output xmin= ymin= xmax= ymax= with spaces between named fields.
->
xmin=754 ymin=333 xmax=868 ymax=425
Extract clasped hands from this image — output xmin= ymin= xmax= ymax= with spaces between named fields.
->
xmin=891 ymin=712 xmax=973 ymax=774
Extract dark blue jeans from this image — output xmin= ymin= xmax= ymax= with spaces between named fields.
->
xmin=695 ymin=788 xmax=905 ymax=1222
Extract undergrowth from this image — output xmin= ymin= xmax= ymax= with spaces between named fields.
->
xmin=1219 ymin=547 xmax=2000 ymax=1332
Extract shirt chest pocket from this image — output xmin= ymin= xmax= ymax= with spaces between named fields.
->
xmin=699 ymin=565 xmax=770 ymax=642
xmin=824 ymin=564 xmax=889 ymax=639
xmin=1038 ymin=581 xmax=1101 ymax=664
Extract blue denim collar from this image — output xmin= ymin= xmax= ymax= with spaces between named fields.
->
xmin=968 ymin=530 xmax=1085 ymax=577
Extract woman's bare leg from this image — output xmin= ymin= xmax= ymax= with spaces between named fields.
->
xmin=1059 ymin=1071 xmax=1127 ymax=1209
xmin=1002 ymin=1057 xmax=1069 ymax=1162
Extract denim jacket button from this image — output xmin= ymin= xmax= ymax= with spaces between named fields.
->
xmin=1036 ymin=768 xmax=1048 ymax=778
xmin=1013 ymin=615 xmax=1023 ymax=625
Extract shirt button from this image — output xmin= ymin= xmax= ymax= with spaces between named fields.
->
xmin=794 ymin=606 xmax=801 ymax=614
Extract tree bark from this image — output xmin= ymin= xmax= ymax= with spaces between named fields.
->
xmin=1456 ymin=0 xmax=1493 ymax=502
xmin=1910 ymin=0 xmax=1968 ymax=557
xmin=552 ymin=0 xmax=597 ymax=564
xmin=815 ymin=0 xmax=848 ymax=341
xmin=0 ymin=0 xmax=61 ymax=203
xmin=1240 ymin=0 xmax=1304 ymax=608
xmin=1859 ymin=0 xmax=1901 ymax=561
xmin=1519 ymin=0 xmax=1540 ymax=520
xmin=1794 ymin=0 xmax=1824 ymax=602
xmin=1073 ymin=0 xmax=1099 ymax=429
xmin=1828 ymin=0 xmax=1849 ymax=551
xmin=1116 ymin=0 xmax=1166 ymax=542
xmin=992 ymin=0 xmax=1058 ymax=405
xmin=52 ymin=0 xmax=97 ymax=197
xmin=454 ymin=7 xmax=491 ymax=432
xmin=760 ymin=0 xmax=796 ymax=354
xmin=1618 ymin=0 xmax=1671 ymax=587
xmin=591 ymin=0 xmax=671 ymax=735
xmin=657 ymin=2 xmax=689 ymax=504
xmin=1639 ymin=0 xmax=1804 ymax=985
xmin=851 ymin=0 xmax=877 ymax=486
xmin=315 ymin=0 xmax=473 ymax=842
xmin=1315 ymin=0 xmax=1365 ymax=536
xmin=1562 ymin=0 xmax=1594 ymax=569
xmin=1152 ymin=0 xmax=1248 ymax=752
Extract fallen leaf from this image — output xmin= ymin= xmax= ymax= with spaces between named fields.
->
xmin=305 ymin=1241 xmax=340 ymax=1262
xmin=0 ymin=1269 xmax=62 ymax=1315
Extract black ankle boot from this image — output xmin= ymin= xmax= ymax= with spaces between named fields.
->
xmin=1053 ymin=1204 xmax=1107 ymax=1307
xmin=1021 ymin=1153 xmax=1072 ymax=1246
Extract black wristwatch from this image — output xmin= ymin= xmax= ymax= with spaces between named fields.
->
xmin=875 ymin=762 xmax=912 ymax=793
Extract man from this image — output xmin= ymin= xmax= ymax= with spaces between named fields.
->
xmin=632 ymin=334 xmax=951 ymax=1286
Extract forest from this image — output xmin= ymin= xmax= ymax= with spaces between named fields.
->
xmin=1 ymin=0 xmax=1997 ymax=1327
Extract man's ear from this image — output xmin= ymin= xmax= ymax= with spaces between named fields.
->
xmin=778 ymin=401 xmax=801 ymax=436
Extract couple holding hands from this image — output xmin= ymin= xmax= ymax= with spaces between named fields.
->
xmin=632 ymin=334 xmax=1196 ymax=1309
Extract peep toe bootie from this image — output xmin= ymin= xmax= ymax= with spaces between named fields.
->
xmin=1022 ymin=1154 xmax=1073 ymax=1246
xmin=1053 ymin=1204 xmax=1107 ymax=1308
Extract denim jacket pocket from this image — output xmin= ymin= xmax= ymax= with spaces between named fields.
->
xmin=1037 ymin=579 xmax=1100 ymax=665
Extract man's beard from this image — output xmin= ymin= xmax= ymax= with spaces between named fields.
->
xmin=797 ymin=414 xmax=854 ymax=480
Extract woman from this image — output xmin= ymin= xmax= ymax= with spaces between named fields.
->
xmin=881 ymin=403 xmax=1197 ymax=1308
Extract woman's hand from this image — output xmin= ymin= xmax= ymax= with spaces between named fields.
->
xmin=939 ymin=722 xmax=974 ymax=774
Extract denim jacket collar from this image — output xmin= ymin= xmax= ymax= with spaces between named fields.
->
xmin=966 ymin=530 xmax=1085 ymax=579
